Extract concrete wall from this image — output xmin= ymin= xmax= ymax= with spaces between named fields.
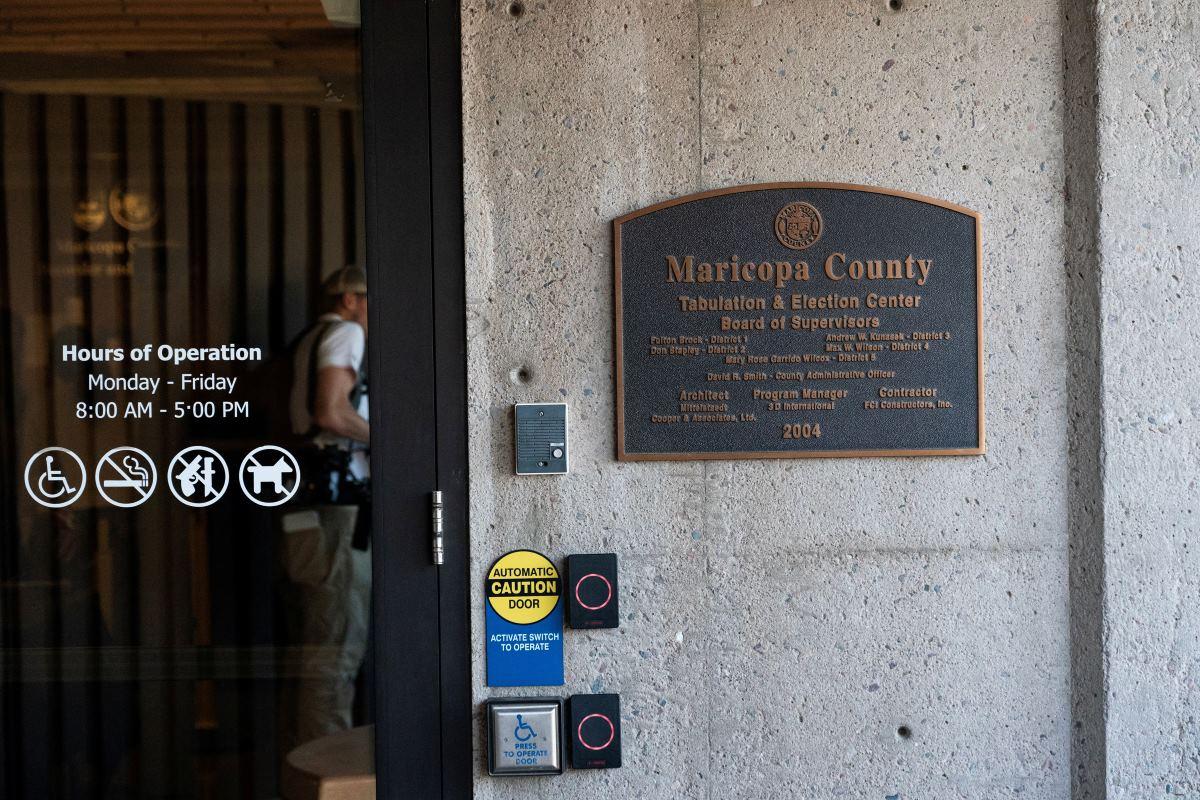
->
xmin=460 ymin=1 xmax=1195 ymax=797
xmin=1095 ymin=1 xmax=1200 ymax=796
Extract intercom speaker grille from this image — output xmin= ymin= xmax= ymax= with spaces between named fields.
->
xmin=517 ymin=418 xmax=565 ymax=460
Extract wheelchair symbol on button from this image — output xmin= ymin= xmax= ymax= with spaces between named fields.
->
xmin=513 ymin=715 xmax=537 ymax=742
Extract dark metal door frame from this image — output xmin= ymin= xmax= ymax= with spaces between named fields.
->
xmin=362 ymin=1 xmax=471 ymax=797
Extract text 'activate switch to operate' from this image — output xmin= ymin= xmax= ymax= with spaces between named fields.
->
xmin=514 ymin=402 xmax=568 ymax=475
xmin=566 ymin=553 xmax=619 ymax=629
xmin=568 ymin=694 xmax=622 ymax=769
xmin=486 ymin=698 xmax=563 ymax=776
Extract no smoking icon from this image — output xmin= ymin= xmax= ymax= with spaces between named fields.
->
xmin=96 ymin=446 xmax=157 ymax=508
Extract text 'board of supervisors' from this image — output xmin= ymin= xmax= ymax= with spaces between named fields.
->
xmin=614 ymin=183 xmax=984 ymax=460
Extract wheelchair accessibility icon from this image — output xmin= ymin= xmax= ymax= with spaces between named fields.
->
xmin=24 ymin=447 xmax=87 ymax=508
xmin=513 ymin=715 xmax=537 ymax=742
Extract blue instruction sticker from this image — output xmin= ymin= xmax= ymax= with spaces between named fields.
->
xmin=485 ymin=549 xmax=564 ymax=687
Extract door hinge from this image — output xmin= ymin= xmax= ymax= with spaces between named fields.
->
xmin=431 ymin=490 xmax=445 ymax=566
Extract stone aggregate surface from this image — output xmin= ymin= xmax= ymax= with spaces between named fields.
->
xmin=461 ymin=1 xmax=1195 ymax=797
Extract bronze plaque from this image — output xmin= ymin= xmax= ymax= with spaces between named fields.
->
xmin=614 ymin=183 xmax=984 ymax=460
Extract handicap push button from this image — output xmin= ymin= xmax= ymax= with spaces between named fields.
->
xmin=486 ymin=698 xmax=563 ymax=776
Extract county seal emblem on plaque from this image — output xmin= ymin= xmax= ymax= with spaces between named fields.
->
xmin=774 ymin=201 xmax=822 ymax=250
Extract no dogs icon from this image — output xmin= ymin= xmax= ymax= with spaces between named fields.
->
xmin=238 ymin=446 xmax=301 ymax=507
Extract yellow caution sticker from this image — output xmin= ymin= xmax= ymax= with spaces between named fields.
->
xmin=487 ymin=550 xmax=560 ymax=625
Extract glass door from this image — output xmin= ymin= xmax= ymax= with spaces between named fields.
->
xmin=0 ymin=3 xmax=385 ymax=797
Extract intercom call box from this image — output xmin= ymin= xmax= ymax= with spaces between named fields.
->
xmin=514 ymin=403 xmax=569 ymax=475
xmin=566 ymin=553 xmax=619 ymax=629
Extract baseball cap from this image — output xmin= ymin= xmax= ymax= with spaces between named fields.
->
xmin=322 ymin=265 xmax=368 ymax=295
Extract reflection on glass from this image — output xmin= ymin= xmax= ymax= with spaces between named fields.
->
xmin=0 ymin=8 xmax=371 ymax=797
xmin=279 ymin=265 xmax=372 ymax=754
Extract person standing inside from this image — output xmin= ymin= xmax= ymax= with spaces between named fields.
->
xmin=278 ymin=265 xmax=371 ymax=752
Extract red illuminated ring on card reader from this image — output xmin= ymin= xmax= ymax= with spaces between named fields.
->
xmin=574 ymin=573 xmax=613 ymax=611
xmin=577 ymin=713 xmax=615 ymax=751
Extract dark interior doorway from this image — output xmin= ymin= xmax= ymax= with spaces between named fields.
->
xmin=0 ymin=1 xmax=470 ymax=797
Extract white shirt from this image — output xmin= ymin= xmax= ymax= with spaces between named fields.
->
xmin=289 ymin=313 xmax=370 ymax=479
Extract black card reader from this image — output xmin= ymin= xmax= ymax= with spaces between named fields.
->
xmin=566 ymin=553 xmax=619 ymax=629
xmin=568 ymin=693 xmax=621 ymax=769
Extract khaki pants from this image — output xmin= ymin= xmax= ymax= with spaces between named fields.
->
xmin=278 ymin=505 xmax=371 ymax=753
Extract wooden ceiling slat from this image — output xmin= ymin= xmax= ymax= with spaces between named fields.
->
xmin=2 ymin=6 xmax=329 ymax=20
xmin=0 ymin=44 xmax=285 ymax=53
xmin=6 ymin=18 xmax=335 ymax=33
xmin=2 ymin=76 xmax=323 ymax=91
xmin=0 ymin=50 xmax=360 ymax=79
xmin=0 ymin=0 xmax=318 ymax=5
xmin=0 ymin=77 xmax=352 ymax=107
xmin=0 ymin=34 xmax=284 ymax=52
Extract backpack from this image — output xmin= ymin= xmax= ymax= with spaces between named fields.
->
xmin=242 ymin=320 xmax=341 ymax=446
